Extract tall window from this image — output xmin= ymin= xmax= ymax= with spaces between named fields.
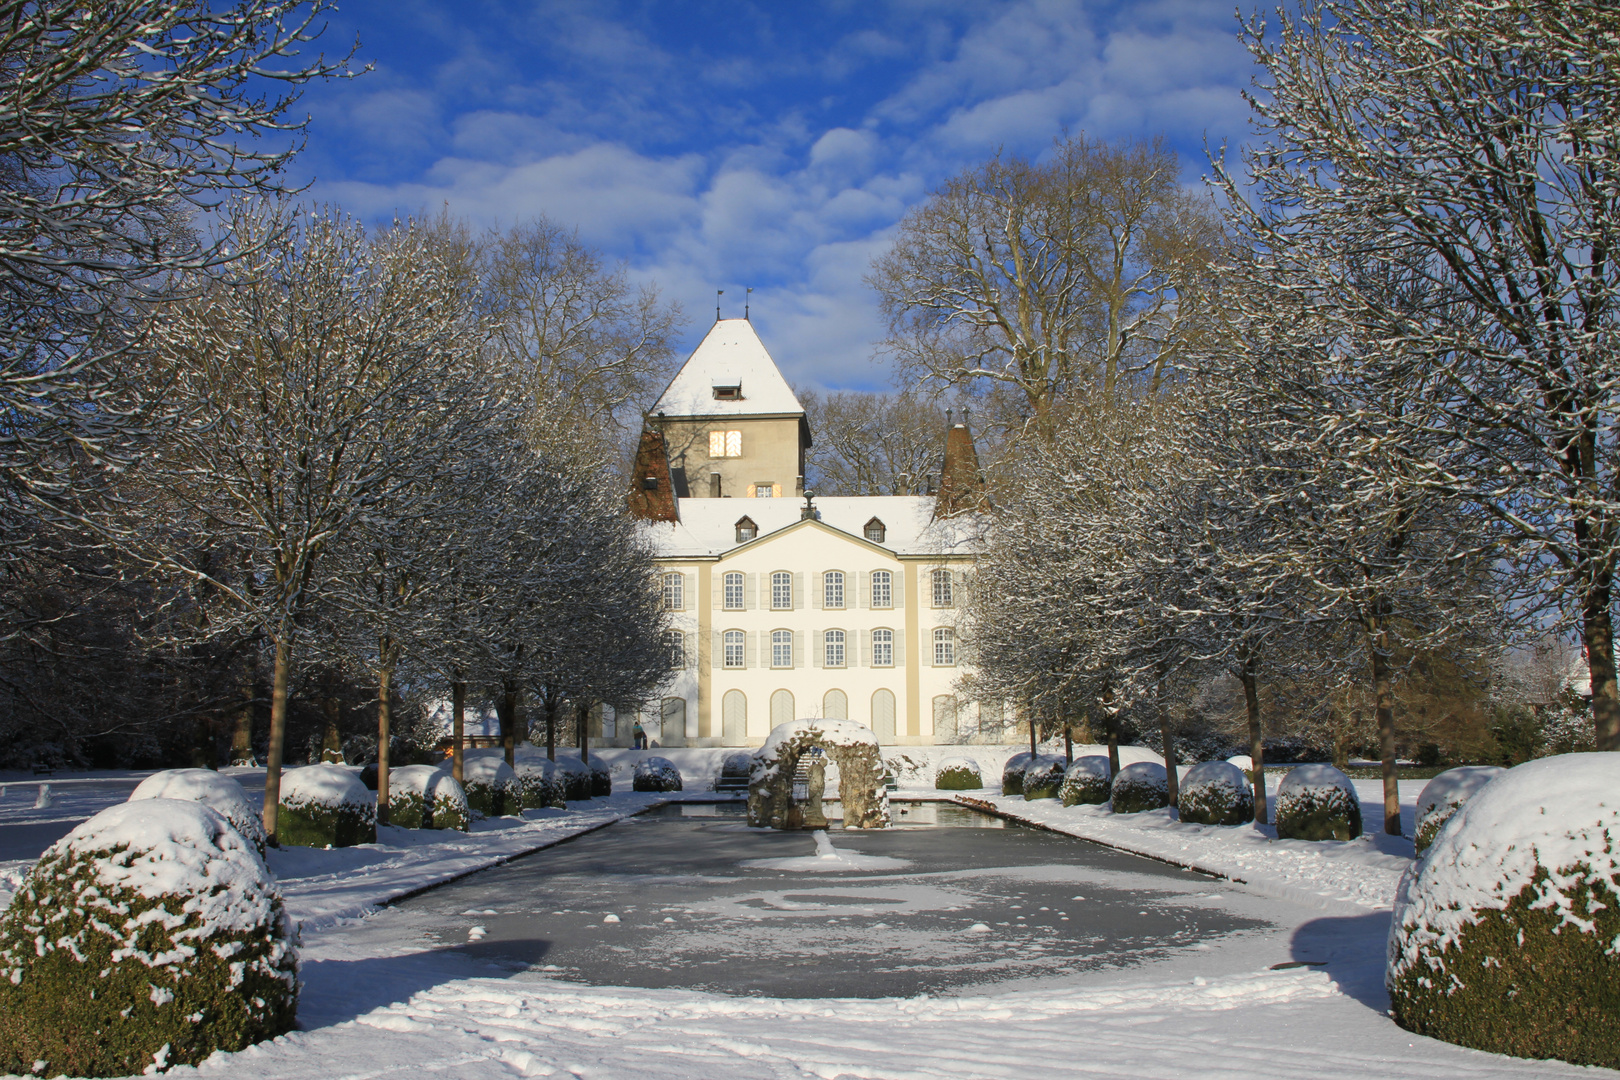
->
xmin=664 ymin=630 xmax=685 ymax=668
xmin=662 ymin=572 xmax=684 ymax=611
xmin=771 ymin=629 xmax=793 ymax=668
xmin=933 ymin=627 xmax=956 ymax=666
xmin=723 ymin=572 xmax=744 ymax=610
xmin=771 ymin=571 xmax=792 ymax=609
xmin=872 ymin=628 xmax=894 ymax=667
xmin=870 ymin=570 xmax=892 ymax=609
xmin=723 ymin=630 xmax=744 ymax=668
xmin=932 ymin=568 xmax=954 ymax=607
xmin=824 ymin=629 xmax=846 ymax=668
xmin=823 ymin=570 xmax=844 ymax=609
xmin=709 ymin=430 xmax=742 ymax=457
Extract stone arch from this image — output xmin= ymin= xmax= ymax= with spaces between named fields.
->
xmin=722 ymin=690 xmax=747 ymax=745
xmin=747 ymin=718 xmax=890 ymax=830
xmin=871 ymin=689 xmax=896 ymax=744
xmin=770 ymin=688 xmax=795 ymax=728
xmin=932 ymin=694 xmax=958 ymax=743
xmin=822 ymin=688 xmax=848 ymax=720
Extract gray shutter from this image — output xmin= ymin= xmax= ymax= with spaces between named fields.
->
xmin=710 ymin=630 xmax=722 ymax=670
xmin=711 ymin=573 xmax=723 ymax=610
xmin=685 ymin=631 xmax=697 ymax=669
xmin=744 ymin=573 xmax=756 ymax=610
xmin=684 ymin=572 xmax=696 ymax=611
xmin=794 ymin=630 xmax=805 ymax=668
xmin=893 ymin=572 xmax=903 ymax=607
xmin=794 ymin=572 xmax=804 ymax=610
xmin=896 ymin=635 xmax=906 ymax=666
xmin=858 ymin=571 xmax=869 ymax=609
xmin=745 ymin=631 xmax=757 ymax=668
xmin=812 ymin=572 xmax=823 ymax=610
xmin=811 ymin=630 xmax=822 ymax=668
xmin=861 ymin=629 xmax=871 ymax=667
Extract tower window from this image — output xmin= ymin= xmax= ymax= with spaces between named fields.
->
xmin=710 ymin=430 xmax=742 ymax=457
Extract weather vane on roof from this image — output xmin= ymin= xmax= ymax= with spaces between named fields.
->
xmin=746 ymin=286 xmax=753 ymax=320
xmin=716 ymin=289 xmax=724 ymax=322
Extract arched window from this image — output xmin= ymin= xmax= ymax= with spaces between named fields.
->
xmin=770 ymin=688 xmax=795 ymax=727
xmin=872 ymin=628 xmax=894 ymax=667
xmin=771 ymin=629 xmax=793 ymax=668
xmin=823 ymin=688 xmax=848 ymax=720
xmin=722 ymin=690 xmax=747 ymax=744
xmin=870 ymin=570 xmax=893 ymax=609
xmin=662 ymin=572 xmax=684 ymax=610
xmin=771 ymin=571 xmax=792 ymax=609
xmin=735 ymin=516 xmax=757 ymax=542
xmin=871 ymin=689 xmax=896 ymax=743
xmin=723 ymin=630 xmax=745 ymax=668
xmin=931 ymin=568 xmax=953 ymax=607
xmin=823 ymin=570 xmax=844 ymax=609
xmin=864 ymin=517 xmax=886 ymax=543
xmin=933 ymin=627 xmax=956 ymax=666
xmin=933 ymin=694 xmax=958 ymax=742
xmin=824 ymin=629 xmax=846 ymax=668
xmin=723 ymin=571 xmax=744 ymax=610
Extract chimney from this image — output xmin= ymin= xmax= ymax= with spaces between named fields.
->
xmin=626 ymin=427 xmax=678 ymax=522
xmin=936 ymin=417 xmax=988 ymax=517
xmin=710 ymin=473 xmax=722 ymax=498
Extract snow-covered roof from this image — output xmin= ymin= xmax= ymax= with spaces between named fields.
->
xmin=641 ymin=495 xmax=984 ymax=559
xmin=650 ymin=319 xmax=805 ymax=418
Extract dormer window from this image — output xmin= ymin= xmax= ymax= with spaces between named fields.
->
xmin=735 ymin=516 xmax=758 ymax=542
xmin=864 ymin=517 xmax=886 ymax=543
xmin=712 ymin=383 xmax=743 ymax=400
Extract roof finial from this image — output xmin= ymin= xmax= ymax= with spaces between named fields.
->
xmin=716 ymin=289 xmax=724 ymax=322
xmin=947 ymin=407 xmax=953 ymax=426
xmin=746 ymin=286 xmax=753 ymax=320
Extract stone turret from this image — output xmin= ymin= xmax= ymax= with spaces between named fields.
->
xmin=626 ymin=426 xmax=678 ymax=522
xmin=935 ymin=417 xmax=988 ymax=517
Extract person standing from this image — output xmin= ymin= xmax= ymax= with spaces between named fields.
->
xmin=632 ymin=718 xmax=647 ymax=750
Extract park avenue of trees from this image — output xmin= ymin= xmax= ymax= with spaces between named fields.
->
xmin=1 ymin=0 xmax=1616 ymax=843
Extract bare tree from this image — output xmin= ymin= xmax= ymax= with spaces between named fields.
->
xmin=800 ymin=390 xmax=947 ymax=496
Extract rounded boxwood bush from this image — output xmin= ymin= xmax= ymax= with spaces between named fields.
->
xmin=587 ymin=756 xmax=612 ymax=796
xmin=515 ymin=758 xmax=568 ymax=809
xmin=1414 ymin=765 xmax=1505 ymax=855
xmin=459 ymin=753 xmax=521 ymax=817
xmin=277 ymin=764 xmax=376 ymax=848
xmin=554 ymin=756 xmax=593 ymax=800
xmin=633 ymin=756 xmax=683 ymax=792
xmin=934 ymin=756 xmax=982 ymax=791
xmin=1021 ymin=755 xmax=1068 ymax=800
xmin=1111 ymin=761 xmax=1169 ymax=814
xmin=0 ymin=800 xmax=297 ymax=1077
xmin=1001 ymin=751 xmax=1036 ymax=795
xmin=387 ymin=765 xmax=470 ymax=831
xmin=1275 ymin=764 xmax=1361 ymax=841
xmin=1060 ymin=756 xmax=1112 ymax=806
xmin=1177 ymin=760 xmax=1254 ymax=826
xmin=1388 ymin=754 xmax=1620 ymax=1068
xmin=129 ymin=768 xmax=267 ymax=856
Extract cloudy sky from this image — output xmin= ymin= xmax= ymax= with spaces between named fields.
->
xmin=292 ymin=0 xmax=1260 ymax=394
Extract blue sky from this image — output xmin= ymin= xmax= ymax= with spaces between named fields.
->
xmin=292 ymin=0 xmax=1259 ymax=393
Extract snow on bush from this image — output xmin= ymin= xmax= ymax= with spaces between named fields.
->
xmin=1060 ymin=756 xmax=1112 ymax=806
xmin=1388 ymin=754 xmax=1620 ymax=1068
xmin=0 ymin=800 xmax=297 ymax=1077
xmin=1002 ymin=751 xmax=1036 ymax=795
xmin=1177 ymin=760 xmax=1253 ymax=827
xmin=387 ymin=766 xmax=470 ymax=832
xmin=459 ymin=753 xmax=521 ymax=817
xmin=749 ymin=719 xmax=889 ymax=830
xmin=1275 ymin=764 xmax=1361 ymax=841
xmin=587 ymin=756 xmax=612 ymax=797
xmin=552 ymin=756 xmax=593 ymax=800
xmin=1226 ymin=754 xmax=1254 ymax=773
xmin=934 ymin=756 xmax=983 ymax=790
xmin=1110 ymin=761 xmax=1169 ymax=814
xmin=1413 ymin=765 xmax=1505 ymax=855
xmin=514 ymin=757 xmax=568 ymax=809
xmin=632 ymin=756 xmax=683 ymax=792
xmin=277 ymin=764 xmax=376 ymax=848
xmin=1021 ymin=755 xmax=1069 ymax=800
xmin=129 ymin=768 xmax=267 ymax=856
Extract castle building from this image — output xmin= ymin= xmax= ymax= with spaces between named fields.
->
xmin=619 ymin=318 xmax=998 ymax=748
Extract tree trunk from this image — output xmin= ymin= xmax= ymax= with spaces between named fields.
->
xmin=545 ymin=692 xmax=557 ymax=761
xmin=1064 ymin=720 xmax=1073 ymax=766
xmin=1103 ymin=686 xmax=1120 ymax=778
xmin=1370 ymin=626 xmax=1400 ymax=836
xmin=500 ymin=683 xmax=521 ymax=767
xmin=1157 ymin=661 xmax=1178 ymax=809
xmin=189 ymin=712 xmax=215 ymax=770
xmin=577 ymin=700 xmax=591 ymax=762
xmin=1583 ymin=581 xmax=1620 ymax=751
xmin=1240 ymin=658 xmax=1267 ymax=826
xmin=320 ymin=693 xmax=343 ymax=763
xmin=261 ymin=637 xmax=292 ymax=842
xmin=1028 ymin=702 xmax=1038 ymax=758
xmin=231 ymin=676 xmax=255 ymax=767
xmin=451 ymin=679 xmax=466 ymax=783
xmin=376 ymin=665 xmax=392 ymax=827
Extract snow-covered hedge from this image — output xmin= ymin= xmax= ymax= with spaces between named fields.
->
xmin=0 ymin=800 xmax=298 ymax=1077
xmin=1060 ymin=756 xmax=1112 ymax=806
xmin=277 ymin=764 xmax=376 ymax=848
xmin=129 ymin=768 xmax=267 ymax=856
xmin=1111 ymin=761 xmax=1169 ymax=814
xmin=553 ymin=756 xmax=593 ymax=800
xmin=1388 ymin=754 xmax=1620 ymax=1068
xmin=587 ymin=756 xmax=612 ymax=797
xmin=1275 ymin=764 xmax=1361 ymax=841
xmin=387 ymin=766 xmax=470 ymax=831
xmin=1177 ymin=760 xmax=1253 ymax=827
xmin=1413 ymin=765 xmax=1504 ymax=855
xmin=633 ymin=756 xmax=683 ymax=792
xmin=1021 ymin=755 xmax=1069 ymax=800
xmin=934 ymin=756 xmax=982 ymax=790
xmin=460 ymin=753 xmax=521 ymax=817
xmin=1002 ymin=751 xmax=1035 ymax=795
xmin=514 ymin=757 xmax=567 ymax=808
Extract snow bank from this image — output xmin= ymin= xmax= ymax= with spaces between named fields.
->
xmin=632 ymin=757 xmax=683 ymax=792
xmin=1060 ymin=756 xmax=1111 ymax=806
xmin=1111 ymin=762 xmax=1169 ymax=814
xmin=388 ymin=766 xmax=470 ymax=832
xmin=129 ymin=768 xmax=267 ymax=855
xmin=1412 ymin=765 xmax=1503 ymax=854
xmin=1178 ymin=761 xmax=1252 ymax=827
xmin=1275 ymin=765 xmax=1361 ymax=842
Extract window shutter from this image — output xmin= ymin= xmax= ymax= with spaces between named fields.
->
xmin=794 ymin=572 xmax=804 ymax=609
xmin=812 ymin=573 xmax=823 ymax=610
xmin=683 ymin=572 xmax=695 ymax=610
xmin=858 ymin=571 xmax=869 ymax=609
xmin=745 ymin=632 xmax=757 ymax=668
xmin=895 ymin=636 xmax=906 ymax=666
xmin=710 ymin=630 xmax=721 ymax=670
xmin=743 ymin=573 xmax=756 ymax=610
xmin=893 ymin=573 xmax=903 ymax=607
xmin=711 ymin=573 xmax=723 ymax=610
xmin=861 ymin=630 xmax=871 ymax=667
xmin=954 ymin=569 xmax=966 ymax=604
xmin=794 ymin=630 xmax=805 ymax=668
xmin=685 ymin=632 xmax=697 ymax=669
xmin=811 ymin=630 xmax=822 ymax=668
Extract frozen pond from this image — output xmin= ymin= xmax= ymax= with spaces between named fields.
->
xmin=379 ymin=801 xmax=1276 ymax=998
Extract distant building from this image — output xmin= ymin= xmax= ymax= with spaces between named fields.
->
xmin=615 ymin=318 xmax=1002 ymax=748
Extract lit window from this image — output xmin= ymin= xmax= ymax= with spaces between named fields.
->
xmin=864 ymin=518 xmax=886 ymax=543
xmin=710 ymin=430 xmax=742 ymax=457
xmin=932 ymin=568 xmax=953 ymax=607
xmin=771 ymin=629 xmax=793 ymax=668
xmin=735 ymin=516 xmax=757 ymax=542
xmin=723 ymin=572 xmax=744 ymax=610
xmin=872 ymin=628 xmax=894 ymax=667
xmin=754 ymin=483 xmax=777 ymax=497
xmin=871 ymin=570 xmax=892 ymax=609
xmin=933 ymin=627 xmax=956 ymax=666
xmin=664 ymin=630 xmax=685 ymax=668
xmin=724 ymin=630 xmax=744 ymax=668
xmin=771 ymin=571 xmax=792 ymax=609
xmin=823 ymin=571 xmax=844 ymax=609
xmin=824 ymin=629 xmax=846 ymax=668
xmin=662 ymin=572 xmax=684 ymax=611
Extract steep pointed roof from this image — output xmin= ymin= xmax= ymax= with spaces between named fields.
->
xmin=651 ymin=318 xmax=805 ymax=418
